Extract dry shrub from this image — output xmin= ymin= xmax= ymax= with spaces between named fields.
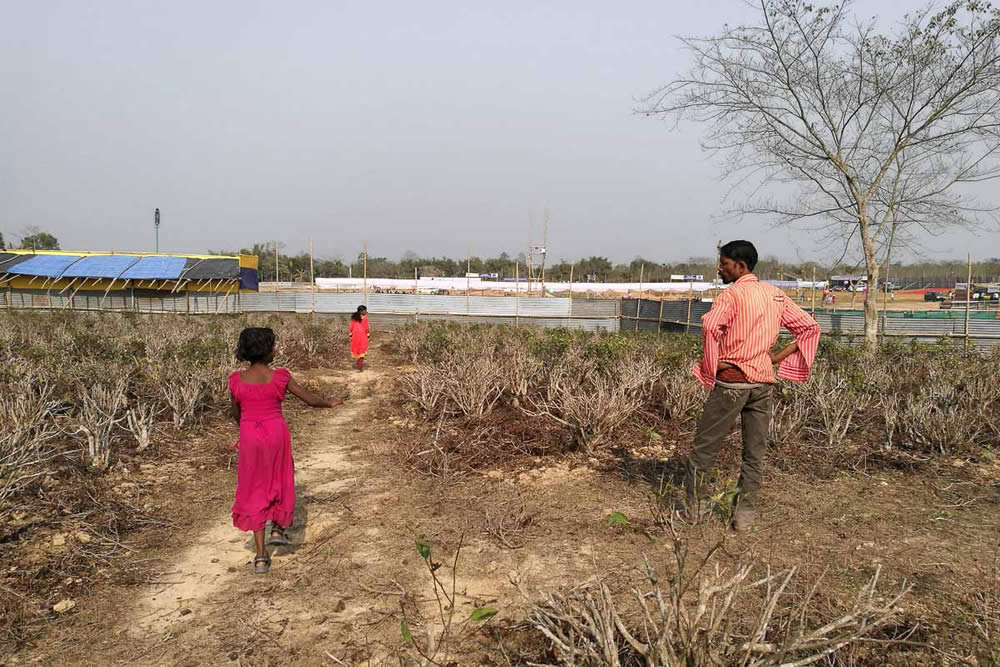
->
xmin=523 ymin=349 xmax=660 ymax=452
xmin=519 ymin=530 xmax=910 ymax=666
xmin=892 ymin=360 xmax=999 ymax=457
xmin=0 ymin=381 xmax=59 ymax=518
xmin=76 ymin=379 xmax=127 ymax=470
xmin=399 ymin=327 xmax=508 ymax=420
xmin=399 ymin=365 xmax=449 ymax=418
xmin=768 ymin=385 xmax=810 ymax=448
xmin=160 ymin=370 xmax=211 ymax=429
xmin=658 ymin=367 xmax=704 ymax=428
xmin=806 ymin=368 xmax=868 ymax=449
xmin=391 ymin=322 xmax=428 ymax=363
xmin=126 ymin=403 xmax=162 ymax=452
xmin=440 ymin=352 xmax=504 ymax=419
xmin=499 ymin=340 xmax=544 ymax=401
xmin=901 ymin=382 xmax=983 ymax=456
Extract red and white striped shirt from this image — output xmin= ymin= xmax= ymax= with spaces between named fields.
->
xmin=692 ymin=274 xmax=821 ymax=389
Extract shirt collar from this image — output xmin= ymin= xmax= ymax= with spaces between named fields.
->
xmin=735 ymin=273 xmax=759 ymax=284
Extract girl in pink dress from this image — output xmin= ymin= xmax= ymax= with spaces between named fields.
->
xmin=349 ymin=305 xmax=370 ymax=371
xmin=229 ymin=327 xmax=342 ymax=573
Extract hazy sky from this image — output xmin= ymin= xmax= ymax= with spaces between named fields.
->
xmin=2 ymin=1 xmax=997 ymax=264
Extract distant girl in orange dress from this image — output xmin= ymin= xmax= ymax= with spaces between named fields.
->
xmin=349 ymin=305 xmax=370 ymax=371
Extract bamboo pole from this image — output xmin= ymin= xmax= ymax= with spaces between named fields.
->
xmin=467 ymin=253 xmax=471 ymax=320
xmin=309 ymin=239 xmax=315 ymax=314
xmin=568 ymin=263 xmax=574 ymax=315
xmin=685 ymin=280 xmax=694 ymax=334
xmin=657 ymin=295 xmax=665 ymax=333
xmin=274 ymin=241 xmax=279 ymax=283
xmin=965 ymin=253 xmax=972 ymax=350
xmin=515 ymin=261 xmax=520 ymax=328
xmin=811 ymin=266 xmax=817 ymax=315
xmin=414 ymin=267 xmax=419 ymax=322
xmin=363 ymin=241 xmax=368 ymax=307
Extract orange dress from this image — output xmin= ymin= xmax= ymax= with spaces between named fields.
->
xmin=349 ymin=316 xmax=369 ymax=359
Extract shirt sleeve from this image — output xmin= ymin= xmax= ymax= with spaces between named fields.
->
xmin=691 ymin=291 xmax=735 ymax=388
xmin=776 ymin=299 xmax=821 ymax=382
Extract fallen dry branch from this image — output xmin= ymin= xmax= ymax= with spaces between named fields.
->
xmin=518 ymin=527 xmax=910 ymax=666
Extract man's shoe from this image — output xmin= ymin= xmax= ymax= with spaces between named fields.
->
xmin=732 ymin=507 xmax=757 ymax=532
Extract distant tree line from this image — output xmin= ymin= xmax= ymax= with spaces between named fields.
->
xmin=0 ymin=227 xmax=61 ymax=251
xmin=0 ymin=233 xmax=994 ymax=287
xmin=232 ymin=242 xmax=1000 ymax=288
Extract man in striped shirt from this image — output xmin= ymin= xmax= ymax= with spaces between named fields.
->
xmin=679 ymin=240 xmax=820 ymax=532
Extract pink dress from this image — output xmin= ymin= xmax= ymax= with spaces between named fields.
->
xmin=350 ymin=316 xmax=370 ymax=359
xmin=228 ymin=368 xmax=295 ymax=532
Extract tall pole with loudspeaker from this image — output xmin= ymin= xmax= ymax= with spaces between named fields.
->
xmin=154 ymin=208 xmax=160 ymax=253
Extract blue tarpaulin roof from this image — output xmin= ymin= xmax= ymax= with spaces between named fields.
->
xmin=61 ymin=255 xmax=140 ymax=279
xmin=7 ymin=255 xmax=83 ymax=278
xmin=120 ymin=256 xmax=186 ymax=280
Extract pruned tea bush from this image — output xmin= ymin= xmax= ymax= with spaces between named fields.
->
xmin=395 ymin=322 xmax=1000 ymax=469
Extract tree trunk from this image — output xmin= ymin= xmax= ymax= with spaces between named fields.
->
xmin=861 ymin=231 xmax=880 ymax=347
xmin=854 ymin=200 xmax=881 ymax=346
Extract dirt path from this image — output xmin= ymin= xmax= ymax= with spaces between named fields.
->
xmin=120 ymin=366 xmax=388 ymax=664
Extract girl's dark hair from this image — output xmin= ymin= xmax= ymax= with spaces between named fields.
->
xmin=236 ymin=327 xmax=276 ymax=363
xmin=350 ymin=305 xmax=367 ymax=322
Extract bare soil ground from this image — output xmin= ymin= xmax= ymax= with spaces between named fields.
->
xmin=4 ymin=339 xmax=999 ymax=665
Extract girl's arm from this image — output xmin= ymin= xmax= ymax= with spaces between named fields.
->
xmin=230 ymin=394 xmax=241 ymax=424
xmin=287 ymin=375 xmax=343 ymax=408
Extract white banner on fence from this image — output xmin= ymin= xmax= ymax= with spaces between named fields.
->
xmin=302 ymin=278 xmax=829 ymax=294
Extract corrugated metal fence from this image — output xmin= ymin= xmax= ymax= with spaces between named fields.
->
xmin=5 ymin=288 xmax=239 ymax=313
xmin=241 ymin=292 xmax=620 ymax=331
xmin=621 ymin=298 xmax=1000 ymax=348
xmin=1 ymin=288 xmax=620 ymax=332
xmin=8 ymin=286 xmax=999 ymax=344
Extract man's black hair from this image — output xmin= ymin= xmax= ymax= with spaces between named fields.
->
xmin=719 ymin=240 xmax=758 ymax=272
xmin=236 ymin=327 xmax=276 ymax=363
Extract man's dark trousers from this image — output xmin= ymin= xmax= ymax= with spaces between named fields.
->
xmin=685 ymin=383 xmax=772 ymax=509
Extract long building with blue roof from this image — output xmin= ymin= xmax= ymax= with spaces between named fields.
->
xmin=0 ymin=250 xmax=259 ymax=311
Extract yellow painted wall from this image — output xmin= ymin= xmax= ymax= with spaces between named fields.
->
xmin=2 ymin=277 xmax=242 ymax=293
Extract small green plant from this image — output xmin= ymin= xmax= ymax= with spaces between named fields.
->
xmin=707 ymin=478 xmax=739 ymax=524
xmin=399 ymin=534 xmax=499 ymax=665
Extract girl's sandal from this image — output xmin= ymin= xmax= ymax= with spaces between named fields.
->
xmin=268 ymin=525 xmax=291 ymax=546
xmin=253 ymin=554 xmax=271 ymax=574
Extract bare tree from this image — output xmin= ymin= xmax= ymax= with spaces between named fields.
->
xmin=645 ymin=0 xmax=1000 ymax=343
